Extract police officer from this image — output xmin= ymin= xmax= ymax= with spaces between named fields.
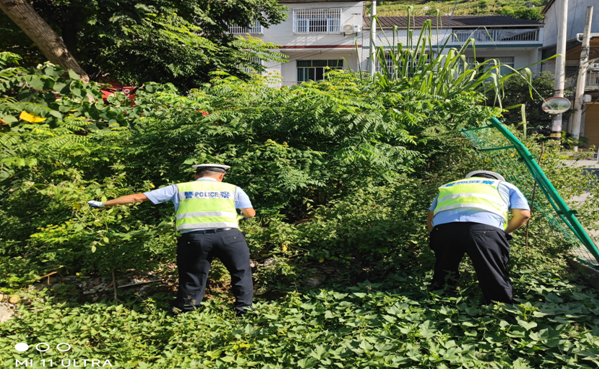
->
xmin=88 ymin=164 xmax=256 ymax=315
xmin=426 ymin=170 xmax=531 ymax=304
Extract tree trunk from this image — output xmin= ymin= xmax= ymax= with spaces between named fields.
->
xmin=0 ymin=0 xmax=89 ymax=82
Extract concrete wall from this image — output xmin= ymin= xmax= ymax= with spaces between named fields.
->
xmin=543 ymin=0 xmax=599 ymax=47
xmin=260 ymin=2 xmax=364 ymax=47
xmin=253 ymin=1 xmax=364 ymax=86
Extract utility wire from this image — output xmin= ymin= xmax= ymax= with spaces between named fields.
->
xmin=441 ymin=0 xmax=460 ymax=41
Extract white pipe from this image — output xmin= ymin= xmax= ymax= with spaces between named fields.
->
xmin=370 ymin=0 xmax=377 ymax=76
xmin=571 ymin=6 xmax=594 ymax=151
xmin=550 ymin=0 xmax=569 ymax=140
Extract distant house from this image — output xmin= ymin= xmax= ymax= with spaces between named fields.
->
xmin=541 ymin=0 xmax=599 ymax=147
xmin=363 ymin=15 xmax=543 ymax=76
xmin=229 ymin=1 xmax=365 ymax=86
xmin=230 ymin=2 xmax=544 ymax=87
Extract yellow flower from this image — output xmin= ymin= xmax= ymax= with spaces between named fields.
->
xmin=19 ymin=111 xmax=46 ymax=123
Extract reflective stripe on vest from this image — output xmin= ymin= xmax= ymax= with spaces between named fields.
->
xmin=433 ymin=178 xmax=509 ymax=228
xmin=175 ymin=181 xmax=238 ymax=231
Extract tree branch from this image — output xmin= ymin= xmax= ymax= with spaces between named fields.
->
xmin=0 ymin=0 xmax=89 ymax=82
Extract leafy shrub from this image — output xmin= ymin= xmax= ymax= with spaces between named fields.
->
xmin=498 ymin=6 xmax=543 ymax=21
xmin=0 ymin=49 xmax=506 ymax=287
xmin=3 ymin=252 xmax=599 ymax=368
xmin=486 ymin=71 xmax=562 ymax=132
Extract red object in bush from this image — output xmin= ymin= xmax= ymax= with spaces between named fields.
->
xmin=100 ymin=79 xmax=136 ymax=105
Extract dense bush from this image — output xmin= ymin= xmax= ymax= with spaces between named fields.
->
xmin=485 ymin=71 xmax=562 ymax=132
xmin=0 ymin=49 xmax=502 ymax=287
xmin=0 ymin=0 xmax=288 ymax=90
xmin=1 ymin=45 xmax=597 ymax=292
xmin=2 ymin=18 xmax=599 ymax=366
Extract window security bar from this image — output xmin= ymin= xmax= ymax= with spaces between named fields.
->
xmin=244 ymin=57 xmax=263 ymax=74
xmin=453 ymin=29 xmax=539 ymax=42
xmin=229 ymin=21 xmax=264 ymax=34
xmin=293 ymin=8 xmax=342 ymax=34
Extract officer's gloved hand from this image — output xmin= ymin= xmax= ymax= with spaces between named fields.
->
xmin=88 ymin=200 xmax=105 ymax=208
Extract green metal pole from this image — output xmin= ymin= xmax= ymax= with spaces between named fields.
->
xmin=489 ymin=117 xmax=599 ymax=263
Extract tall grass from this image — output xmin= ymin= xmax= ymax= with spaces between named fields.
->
xmin=360 ymin=10 xmax=555 ymax=108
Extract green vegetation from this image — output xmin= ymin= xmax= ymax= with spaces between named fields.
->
xmin=2 ymin=19 xmax=599 ymax=368
xmin=372 ymin=0 xmax=547 ymax=21
xmin=0 ymin=0 xmax=287 ymax=91
xmin=486 ymin=71 xmax=565 ymax=133
xmin=4 ymin=260 xmax=599 ymax=368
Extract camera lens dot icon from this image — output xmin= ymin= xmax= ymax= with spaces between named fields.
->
xmin=15 ymin=343 xmax=29 ymax=352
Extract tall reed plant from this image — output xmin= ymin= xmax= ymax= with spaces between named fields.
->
xmin=362 ymin=10 xmax=554 ymax=108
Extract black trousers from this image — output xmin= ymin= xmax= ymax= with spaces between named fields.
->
xmin=175 ymin=228 xmax=253 ymax=314
xmin=429 ymin=222 xmax=514 ymax=304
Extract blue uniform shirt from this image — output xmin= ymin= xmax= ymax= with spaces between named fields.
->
xmin=144 ymin=177 xmax=253 ymax=233
xmin=429 ymin=181 xmax=530 ymax=230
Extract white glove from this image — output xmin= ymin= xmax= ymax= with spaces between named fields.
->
xmin=88 ymin=200 xmax=105 ymax=208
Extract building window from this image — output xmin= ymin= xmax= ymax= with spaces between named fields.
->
xmin=375 ymin=52 xmax=433 ymax=77
xmin=293 ymin=8 xmax=342 ymax=33
xmin=467 ymin=56 xmax=514 ymax=75
xmin=228 ymin=21 xmax=263 ymax=34
xmin=297 ymin=60 xmax=343 ymax=82
xmin=244 ymin=57 xmax=263 ymax=74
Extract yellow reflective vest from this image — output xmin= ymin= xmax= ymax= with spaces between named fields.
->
xmin=175 ymin=181 xmax=238 ymax=232
xmin=433 ymin=178 xmax=509 ymax=229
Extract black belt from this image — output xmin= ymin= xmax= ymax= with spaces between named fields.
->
xmin=182 ymin=228 xmax=234 ymax=235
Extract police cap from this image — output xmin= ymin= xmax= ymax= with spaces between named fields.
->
xmin=465 ymin=170 xmax=505 ymax=182
xmin=192 ymin=164 xmax=231 ymax=174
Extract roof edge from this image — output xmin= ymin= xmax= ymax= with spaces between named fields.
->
xmin=362 ymin=15 xmax=544 ymax=30
xmin=363 ymin=24 xmax=543 ymax=30
xmin=541 ymin=0 xmax=555 ymax=15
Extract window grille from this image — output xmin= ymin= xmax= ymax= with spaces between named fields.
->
xmin=229 ymin=21 xmax=264 ymax=34
xmin=293 ymin=8 xmax=342 ymax=33
xmin=453 ymin=29 xmax=539 ymax=42
xmin=297 ymin=60 xmax=343 ymax=82
xmin=244 ymin=57 xmax=263 ymax=74
xmin=375 ymin=54 xmax=395 ymax=74
xmin=466 ymin=56 xmax=515 ymax=76
xmin=374 ymin=52 xmax=432 ymax=77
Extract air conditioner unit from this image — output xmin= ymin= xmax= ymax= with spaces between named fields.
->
xmin=343 ymin=24 xmax=361 ymax=34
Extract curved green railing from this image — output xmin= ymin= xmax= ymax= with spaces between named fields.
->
xmin=461 ymin=117 xmax=599 ymax=268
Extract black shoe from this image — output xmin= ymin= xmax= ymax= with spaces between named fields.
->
xmin=169 ymin=302 xmax=194 ymax=316
xmin=234 ymin=306 xmax=253 ymax=317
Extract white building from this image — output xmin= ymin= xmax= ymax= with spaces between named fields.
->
xmin=230 ymin=1 xmax=365 ymax=86
xmin=364 ymin=15 xmax=543 ymax=76
xmin=229 ymin=2 xmax=544 ymax=86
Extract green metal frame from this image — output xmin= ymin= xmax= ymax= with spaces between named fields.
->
xmin=487 ymin=117 xmax=599 ymax=264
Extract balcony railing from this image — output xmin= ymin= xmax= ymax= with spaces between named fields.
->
xmin=452 ymin=29 xmax=540 ymax=43
xmin=566 ymin=72 xmax=599 ymax=91
xmin=588 ymin=72 xmax=599 ymax=90
xmin=228 ymin=22 xmax=263 ymax=34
